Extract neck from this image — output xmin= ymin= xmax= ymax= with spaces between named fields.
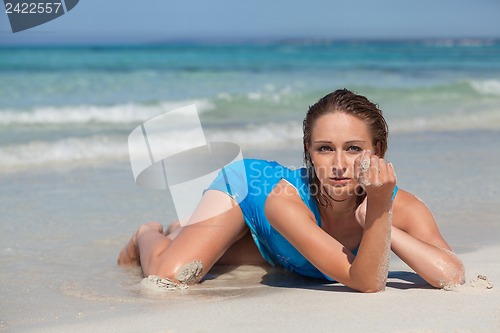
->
xmin=319 ymin=194 xmax=358 ymax=216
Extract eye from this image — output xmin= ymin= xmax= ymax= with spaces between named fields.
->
xmin=318 ymin=145 xmax=333 ymax=152
xmin=346 ymin=145 xmax=363 ymax=153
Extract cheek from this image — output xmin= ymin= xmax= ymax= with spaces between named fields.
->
xmin=311 ymin=154 xmax=329 ymax=177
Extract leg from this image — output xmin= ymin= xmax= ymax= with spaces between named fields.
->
xmin=163 ymin=219 xmax=268 ymax=266
xmin=216 ymin=231 xmax=268 ymax=266
xmin=118 ymin=190 xmax=249 ymax=284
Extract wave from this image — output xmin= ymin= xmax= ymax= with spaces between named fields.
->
xmin=360 ymin=79 xmax=500 ymax=100
xmin=0 ymin=135 xmax=129 ymax=171
xmin=391 ymin=109 xmax=500 ymax=132
xmin=0 ymin=99 xmax=215 ymax=126
xmin=2 ymin=78 xmax=500 ymax=172
xmin=2 ymin=108 xmax=500 ymax=172
xmin=0 ymin=88 xmax=303 ymax=127
xmin=469 ymin=79 xmax=500 ymax=96
xmin=0 ymin=122 xmax=303 ymax=171
xmin=2 ymin=79 xmax=500 ymax=127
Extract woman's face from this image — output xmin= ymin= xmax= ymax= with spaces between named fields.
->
xmin=308 ymin=112 xmax=375 ymax=201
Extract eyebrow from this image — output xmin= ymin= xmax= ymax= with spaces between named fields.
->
xmin=312 ymin=140 xmax=367 ymax=144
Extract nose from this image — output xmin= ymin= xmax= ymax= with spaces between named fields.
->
xmin=332 ymin=151 xmax=347 ymax=178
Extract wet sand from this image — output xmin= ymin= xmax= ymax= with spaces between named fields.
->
xmin=1 ymin=129 xmax=499 ymax=332
xmin=7 ymin=245 xmax=499 ymax=333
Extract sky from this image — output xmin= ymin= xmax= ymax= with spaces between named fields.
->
xmin=1 ymin=0 xmax=500 ymax=45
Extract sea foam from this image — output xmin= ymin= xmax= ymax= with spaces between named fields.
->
xmin=470 ymin=79 xmax=500 ymax=96
xmin=0 ymin=121 xmax=303 ymax=171
xmin=0 ymin=99 xmax=214 ymax=126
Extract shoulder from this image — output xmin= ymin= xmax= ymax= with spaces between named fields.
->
xmin=392 ymin=189 xmax=432 ymax=225
xmin=392 ymin=188 xmax=451 ymax=249
xmin=264 ymin=179 xmax=316 ymax=228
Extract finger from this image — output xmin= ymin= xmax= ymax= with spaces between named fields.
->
xmin=358 ymin=150 xmax=372 ymax=186
xmin=368 ymin=154 xmax=379 ymax=186
xmin=387 ymin=162 xmax=397 ymax=183
xmin=375 ymin=158 xmax=389 ymax=186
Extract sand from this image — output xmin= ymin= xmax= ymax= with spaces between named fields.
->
xmin=141 ymin=260 xmax=204 ymax=291
xmin=1 ymin=130 xmax=499 ymax=332
xmin=7 ymin=245 xmax=498 ymax=333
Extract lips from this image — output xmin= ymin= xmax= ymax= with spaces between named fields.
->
xmin=329 ymin=177 xmax=351 ymax=185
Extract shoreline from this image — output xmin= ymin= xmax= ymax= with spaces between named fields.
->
xmin=1 ymin=127 xmax=500 ymax=175
xmin=1 ymin=128 xmax=499 ymax=332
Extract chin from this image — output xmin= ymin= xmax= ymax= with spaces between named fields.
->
xmin=324 ymin=185 xmax=356 ymax=201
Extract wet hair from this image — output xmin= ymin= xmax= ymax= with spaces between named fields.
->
xmin=302 ymin=88 xmax=388 ymax=208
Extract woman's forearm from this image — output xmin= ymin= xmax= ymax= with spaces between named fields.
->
xmin=350 ymin=202 xmax=392 ymax=292
xmin=391 ymin=226 xmax=465 ymax=288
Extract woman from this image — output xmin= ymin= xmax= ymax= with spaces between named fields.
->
xmin=118 ymin=89 xmax=465 ymax=292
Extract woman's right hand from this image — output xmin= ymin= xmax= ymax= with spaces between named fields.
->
xmin=354 ymin=151 xmax=396 ymax=203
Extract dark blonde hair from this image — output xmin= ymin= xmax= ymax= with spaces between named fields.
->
xmin=303 ymin=89 xmax=388 ymax=207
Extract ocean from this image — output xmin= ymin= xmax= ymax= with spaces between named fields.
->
xmin=1 ymin=39 xmax=500 ymax=171
xmin=1 ymin=39 xmax=500 ymax=331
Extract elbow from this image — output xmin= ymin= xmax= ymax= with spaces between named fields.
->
xmin=452 ymin=262 xmax=466 ymax=286
xmin=352 ymin=278 xmax=388 ymax=293
xmin=357 ymin=283 xmax=386 ymax=293
xmin=430 ymin=254 xmax=466 ymax=289
xmin=361 ymin=287 xmax=385 ymax=293
xmin=437 ymin=263 xmax=466 ymax=289
xmin=144 ymin=259 xmax=204 ymax=286
xmin=347 ymin=266 xmax=389 ymax=293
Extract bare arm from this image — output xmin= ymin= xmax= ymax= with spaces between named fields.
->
xmin=390 ymin=190 xmax=465 ymax=288
xmin=265 ymin=155 xmax=396 ymax=293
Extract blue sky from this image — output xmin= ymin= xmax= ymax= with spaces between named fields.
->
xmin=1 ymin=0 xmax=500 ymax=45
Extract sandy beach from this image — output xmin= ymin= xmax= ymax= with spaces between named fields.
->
xmin=2 ymin=41 xmax=500 ymax=332
xmin=1 ymin=129 xmax=499 ymax=333
xmin=18 ymin=246 xmax=499 ymax=333
xmin=3 ymin=246 xmax=498 ymax=333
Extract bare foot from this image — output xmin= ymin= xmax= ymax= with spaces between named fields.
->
xmin=118 ymin=222 xmax=164 ymax=266
xmin=117 ymin=232 xmax=140 ymax=266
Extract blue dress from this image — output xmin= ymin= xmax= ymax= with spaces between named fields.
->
xmin=206 ymin=159 xmax=397 ymax=281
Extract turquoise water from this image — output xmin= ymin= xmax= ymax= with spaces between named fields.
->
xmin=1 ymin=39 xmax=500 ymax=170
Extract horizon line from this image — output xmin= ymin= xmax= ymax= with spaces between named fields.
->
xmin=1 ymin=35 xmax=500 ymax=48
